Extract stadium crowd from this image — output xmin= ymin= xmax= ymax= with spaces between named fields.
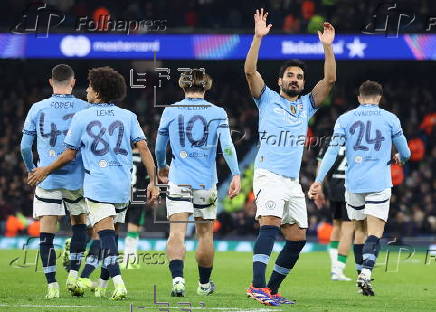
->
xmin=0 ymin=60 xmax=434 ymax=238
xmin=1 ymin=0 xmax=435 ymax=34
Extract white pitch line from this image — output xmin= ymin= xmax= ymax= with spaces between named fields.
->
xmin=0 ymin=304 xmax=282 ymax=311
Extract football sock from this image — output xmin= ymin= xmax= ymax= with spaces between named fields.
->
xmin=81 ymin=239 xmax=101 ymax=278
xmin=362 ymin=235 xmax=380 ymax=274
xmin=99 ymin=230 xmax=121 ymax=278
xmin=124 ymin=232 xmax=139 ymax=264
xmin=69 ymin=224 xmax=87 ymax=273
xmin=353 ymin=244 xmax=364 ymax=274
xmin=328 ymin=240 xmax=339 ymax=271
xmin=40 ymin=232 xmax=57 ymax=284
xmin=169 ymin=260 xmax=184 ymax=279
xmin=336 ymin=253 xmax=347 ymax=270
xmin=267 ymin=240 xmax=306 ymax=294
xmin=252 ymin=225 xmax=280 ymax=288
xmin=198 ymin=266 xmax=213 ymax=284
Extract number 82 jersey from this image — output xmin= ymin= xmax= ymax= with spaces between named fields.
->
xmin=64 ymin=103 xmax=146 ymax=203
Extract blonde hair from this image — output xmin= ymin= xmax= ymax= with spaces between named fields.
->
xmin=178 ymin=69 xmax=212 ymax=92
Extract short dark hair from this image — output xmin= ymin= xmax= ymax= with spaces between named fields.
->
xmin=178 ymin=69 xmax=212 ymax=93
xmin=88 ymin=66 xmax=127 ymax=103
xmin=279 ymin=60 xmax=306 ymax=78
xmin=359 ymin=80 xmax=383 ymax=98
xmin=52 ymin=64 xmax=74 ymax=82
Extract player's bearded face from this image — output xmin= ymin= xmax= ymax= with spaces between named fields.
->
xmin=279 ymin=68 xmax=304 ymax=97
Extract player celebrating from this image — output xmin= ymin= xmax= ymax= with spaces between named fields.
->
xmin=20 ymin=64 xmax=89 ymax=299
xmin=309 ymin=80 xmax=411 ymax=296
xmin=244 ymin=9 xmax=336 ymax=306
xmin=316 ymin=144 xmax=355 ymax=281
xmin=28 ymin=66 xmax=160 ymax=300
xmin=155 ymin=69 xmax=241 ymax=297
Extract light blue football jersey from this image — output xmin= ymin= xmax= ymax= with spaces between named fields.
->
xmin=64 ymin=104 xmax=146 ymax=203
xmin=157 ymin=98 xmax=232 ymax=189
xmin=333 ymin=104 xmax=404 ymax=193
xmin=22 ymin=94 xmax=89 ymax=190
xmin=254 ymin=86 xmax=317 ymax=178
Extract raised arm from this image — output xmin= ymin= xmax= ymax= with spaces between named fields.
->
xmin=311 ymin=23 xmax=336 ymax=107
xmin=244 ymin=8 xmax=271 ymax=98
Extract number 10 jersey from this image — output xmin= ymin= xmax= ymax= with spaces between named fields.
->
xmin=64 ymin=103 xmax=146 ymax=203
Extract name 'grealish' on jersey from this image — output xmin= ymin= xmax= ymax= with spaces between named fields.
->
xmin=254 ymin=85 xmax=318 ymax=179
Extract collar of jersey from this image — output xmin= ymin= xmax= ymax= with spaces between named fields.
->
xmin=91 ymin=103 xmax=115 ymax=107
xmin=52 ymin=94 xmax=74 ymax=98
xmin=359 ymin=104 xmax=379 ymax=108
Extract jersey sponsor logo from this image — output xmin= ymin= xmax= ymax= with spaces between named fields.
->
xmin=354 ymin=155 xmax=363 ymax=163
xmin=97 ymin=159 xmax=122 ymax=167
xmin=272 ymin=104 xmax=305 ymax=126
xmin=98 ymin=159 xmax=108 ymax=168
xmin=180 ymin=150 xmax=188 ymax=158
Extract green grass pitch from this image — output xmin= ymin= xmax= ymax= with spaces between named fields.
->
xmin=0 ymin=249 xmax=435 ymax=311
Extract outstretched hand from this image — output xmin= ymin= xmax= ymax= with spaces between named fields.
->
xmin=318 ymin=22 xmax=335 ymax=45
xmin=254 ymin=8 xmax=272 ymax=38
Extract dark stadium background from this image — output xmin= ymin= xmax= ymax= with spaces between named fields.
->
xmin=0 ymin=0 xmax=435 ymax=244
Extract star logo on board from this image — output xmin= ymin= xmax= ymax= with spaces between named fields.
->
xmin=346 ymin=37 xmax=367 ymax=58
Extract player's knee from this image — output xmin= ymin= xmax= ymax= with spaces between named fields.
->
xmin=259 ymin=215 xmax=282 ymax=227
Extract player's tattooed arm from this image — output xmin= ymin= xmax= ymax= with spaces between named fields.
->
xmin=311 ymin=23 xmax=336 ymax=107
xmin=244 ymin=8 xmax=271 ymax=98
xmin=27 ymin=148 xmax=77 ymax=186
xmin=135 ymin=139 xmax=159 ymax=204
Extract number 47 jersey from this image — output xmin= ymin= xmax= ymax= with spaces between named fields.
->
xmin=333 ymin=104 xmax=404 ymax=193
xmin=23 ymin=94 xmax=89 ymax=190
xmin=64 ymin=104 xmax=146 ymax=204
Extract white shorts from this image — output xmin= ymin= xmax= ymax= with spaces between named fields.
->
xmin=253 ymin=169 xmax=308 ymax=228
xmin=166 ymin=183 xmax=217 ymax=220
xmin=33 ymin=186 xmax=87 ymax=219
xmin=85 ymin=199 xmax=129 ymax=226
xmin=345 ymin=188 xmax=392 ymax=222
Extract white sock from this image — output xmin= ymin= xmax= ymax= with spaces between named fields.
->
xmin=48 ymin=282 xmax=59 ymax=288
xmin=173 ymin=277 xmax=185 ymax=284
xmin=68 ymin=270 xmax=78 ymax=279
xmin=328 ymin=248 xmax=338 ymax=272
xmin=200 ymin=282 xmax=210 ymax=288
xmin=361 ymin=268 xmax=372 ymax=279
xmin=123 ymin=236 xmax=138 ymax=263
xmin=98 ymin=278 xmax=108 ymax=288
xmin=112 ymin=275 xmax=124 ymax=286
xmin=335 ymin=260 xmax=346 ymax=272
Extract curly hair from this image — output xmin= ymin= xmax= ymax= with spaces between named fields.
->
xmin=88 ymin=66 xmax=127 ymax=103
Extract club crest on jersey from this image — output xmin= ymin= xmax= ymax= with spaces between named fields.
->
xmin=290 ymin=105 xmax=297 ymax=115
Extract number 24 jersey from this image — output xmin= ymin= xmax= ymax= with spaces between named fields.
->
xmin=333 ymin=104 xmax=403 ymax=193
xmin=65 ymin=103 xmax=146 ymax=203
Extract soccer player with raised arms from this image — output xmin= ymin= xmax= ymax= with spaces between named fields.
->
xmin=244 ymin=9 xmax=336 ymax=306
xmin=28 ymin=66 xmax=160 ymax=300
xmin=21 ymin=64 xmax=90 ymax=299
xmin=309 ymin=81 xmax=411 ymax=296
xmin=155 ymin=69 xmax=241 ymax=297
